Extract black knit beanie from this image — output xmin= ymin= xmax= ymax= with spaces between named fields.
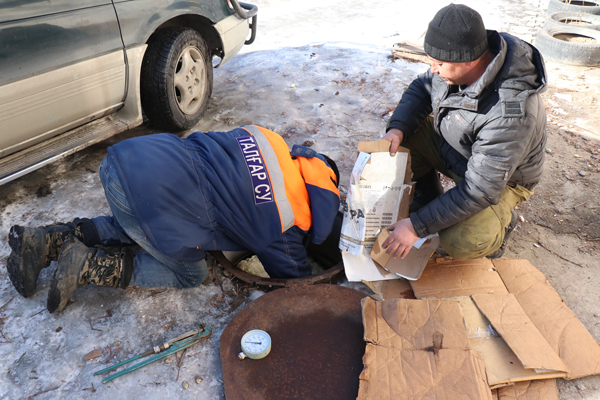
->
xmin=424 ymin=4 xmax=488 ymax=62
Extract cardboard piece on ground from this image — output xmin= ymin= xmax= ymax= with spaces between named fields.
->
xmin=471 ymin=294 xmax=568 ymax=374
xmin=456 ymin=296 xmax=566 ymax=387
xmin=361 ymin=278 xmax=415 ymax=301
xmin=371 ymin=228 xmax=440 ymax=280
xmin=411 ymin=257 xmax=509 ymax=299
xmin=359 ymin=297 xmax=492 ymax=400
xmin=495 ymin=379 xmax=559 ymax=400
xmin=362 ymin=297 xmax=470 ymax=350
xmin=411 ymin=257 xmax=600 ymax=384
xmin=492 ymin=258 xmax=600 ymax=379
xmin=358 ymin=344 xmax=493 ymax=400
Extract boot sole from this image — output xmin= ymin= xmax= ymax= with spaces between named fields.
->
xmin=47 ymin=236 xmax=90 ymax=313
xmin=7 ymin=226 xmax=45 ymax=298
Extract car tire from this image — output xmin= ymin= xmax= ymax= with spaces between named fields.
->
xmin=544 ymin=11 xmax=600 ymax=31
xmin=535 ymin=26 xmax=600 ymax=65
xmin=546 ymin=0 xmax=600 ymax=15
xmin=141 ymin=28 xmax=213 ymax=131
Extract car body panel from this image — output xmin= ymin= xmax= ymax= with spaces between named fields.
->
xmin=0 ymin=2 xmax=124 ymax=84
xmin=0 ymin=45 xmax=146 ymax=185
xmin=0 ymin=0 xmax=256 ymax=185
xmin=215 ymin=14 xmax=250 ymax=65
xmin=112 ymin=0 xmax=230 ymax=46
xmin=0 ymin=51 xmax=126 ymax=158
xmin=0 ymin=0 xmax=113 ymax=24
xmin=0 ymin=2 xmax=126 ymax=156
xmin=113 ymin=45 xmax=147 ymax=128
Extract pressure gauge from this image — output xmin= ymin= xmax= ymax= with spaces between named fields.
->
xmin=238 ymin=329 xmax=271 ymax=360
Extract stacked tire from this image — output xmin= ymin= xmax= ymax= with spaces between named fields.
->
xmin=536 ymin=0 xmax=600 ymax=65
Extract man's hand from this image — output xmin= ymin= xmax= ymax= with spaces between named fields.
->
xmin=383 ymin=128 xmax=404 ymax=156
xmin=382 ymin=218 xmax=419 ymax=259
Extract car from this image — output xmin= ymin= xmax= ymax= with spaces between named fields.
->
xmin=0 ymin=0 xmax=257 ymax=185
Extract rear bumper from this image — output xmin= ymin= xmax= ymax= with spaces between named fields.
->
xmin=214 ymin=3 xmax=257 ymax=67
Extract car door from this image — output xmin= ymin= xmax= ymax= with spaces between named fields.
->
xmin=0 ymin=0 xmax=126 ymax=158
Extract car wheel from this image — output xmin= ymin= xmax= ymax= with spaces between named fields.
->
xmin=546 ymin=0 xmax=600 ymax=15
xmin=141 ymin=28 xmax=213 ymax=131
xmin=535 ymin=25 xmax=600 ymax=66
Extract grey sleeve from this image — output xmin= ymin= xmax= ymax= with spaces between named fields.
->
xmin=410 ymin=112 xmax=537 ymax=237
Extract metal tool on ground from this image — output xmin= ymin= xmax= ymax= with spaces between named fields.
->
xmin=94 ymin=324 xmax=211 ymax=383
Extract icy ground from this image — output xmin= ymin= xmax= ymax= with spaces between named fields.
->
xmin=0 ymin=0 xmax=555 ymax=399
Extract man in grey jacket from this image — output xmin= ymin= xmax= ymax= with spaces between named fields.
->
xmin=382 ymin=4 xmax=547 ymax=260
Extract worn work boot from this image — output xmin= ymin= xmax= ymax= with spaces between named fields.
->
xmin=47 ymin=236 xmax=133 ymax=313
xmin=409 ymin=169 xmax=445 ymax=213
xmin=7 ymin=218 xmax=100 ymax=298
xmin=486 ymin=210 xmax=518 ymax=259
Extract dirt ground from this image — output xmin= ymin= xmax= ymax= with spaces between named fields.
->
xmin=1 ymin=49 xmax=599 ymax=400
xmin=501 ymin=60 xmax=600 ymax=399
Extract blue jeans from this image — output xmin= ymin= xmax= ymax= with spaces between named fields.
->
xmin=94 ymin=156 xmax=208 ymax=288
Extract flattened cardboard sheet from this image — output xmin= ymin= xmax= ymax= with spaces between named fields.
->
xmin=492 ymin=258 xmax=600 ymax=379
xmin=371 ymin=228 xmax=440 ymax=280
xmin=411 ymin=258 xmax=509 ymax=299
xmin=361 ymin=278 xmax=415 ymax=302
xmin=410 ymin=257 xmax=600 ymax=384
xmin=359 ymin=297 xmax=492 ymax=400
xmin=362 ymin=297 xmax=469 ymax=350
xmin=495 ymin=379 xmax=559 ymax=400
xmin=471 ymin=294 xmax=568 ymax=373
xmin=358 ymin=344 xmax=493 ymax=400
xmin=456 ymin=297 xmax=566 ymax=387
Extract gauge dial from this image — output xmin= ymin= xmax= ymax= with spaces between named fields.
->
xmin=240 ymin=329 xmax=271 ymax=360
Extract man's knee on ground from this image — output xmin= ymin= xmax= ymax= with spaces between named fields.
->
xmin=178 ymin=260 xmax=209 ymax=288
xmin=439 ymin=223 xmax=502 ymax=260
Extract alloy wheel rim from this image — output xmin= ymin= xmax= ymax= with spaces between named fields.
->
xmin=174 ymin=46 xmax=206 ymax=115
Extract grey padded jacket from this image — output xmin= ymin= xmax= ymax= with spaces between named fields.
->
xmin=387 ymin=31 xmax=547 ymax=237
